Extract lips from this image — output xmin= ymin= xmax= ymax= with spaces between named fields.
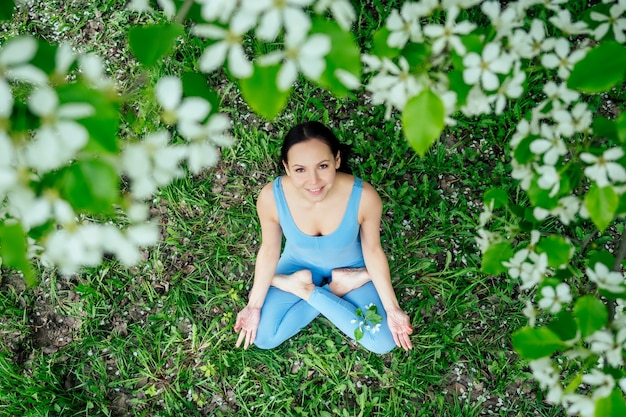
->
xmin=307 ymin=187 xmax=323 ymax=195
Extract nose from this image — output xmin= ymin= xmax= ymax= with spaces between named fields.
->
xmin=308 ymin=169 xmax=319 ymax=184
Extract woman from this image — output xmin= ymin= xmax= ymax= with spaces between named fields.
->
xmin=234 ymin=121 xmax=413 ymax=354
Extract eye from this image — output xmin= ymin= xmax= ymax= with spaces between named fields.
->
xmin=295 ymin=168 xmax=305 ymax=173
xmin=319 ymin=164 xmax=328 ymax=169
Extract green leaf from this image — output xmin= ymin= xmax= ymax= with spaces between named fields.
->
xmin=527 ymin=178 xmax=558 ymax=210
xmin=481 ymin=241 xmax=513 ymax=275
xmin=0 ymin=0 xmax=14 ymax=20
xmin=371 ymin=27 xmax=401 ymax=59
xmin=128 ymin=23 xmax=184 ymax=67
xmin=567 ymin=42 xmax=626 ymax=93
xmin=447 ymin=70 xmax=472 ymax=107
xmin=616 ymin=112 xmax=626 ymax=144
xmin=595 ymin=388 xmax=626 ymax=417
xmin=311 ymin=18 xmax=362 ymax=97
xmin=402 ymin=42 xmax=430 ymax=70
xmin=593 ymin=117 xmax=618 ymax=142
xmin=181 ymin=72 xmax=220 ymax=115
xmin=402 ymin=89 xmax=445 ymax=157
xmin=484 ymin=188 xmax=508 ymax=209
xmin=547 ymin=311 xmax=578 ymax=342
xmin=59 ymin=159 xmax=120 ymax=213
xmin=585 ymin=184 xmax=618 ymax=232
xmin=537 ymin=235 xmax=572 ymax=268
xmin=574 ymin=295 xmax=608 ymax=338
xmin=57 ymin=82 xmax=119 ymax=153
xmin=511 ymin=326 xmax=566 ymax=359
xmin=354 ymin=327 xmax=364 ymax=341
xmin=239 ymin=63 xmax=290 ymax=120
xmin=0 ymin=223 xmax=36 ymax=285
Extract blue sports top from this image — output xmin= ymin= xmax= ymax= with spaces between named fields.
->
xmin=272 ymin=176 xmax=365 ymax=284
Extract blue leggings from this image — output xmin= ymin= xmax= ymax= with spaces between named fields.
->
xmin=254 ymin=280 xmax=397 ymax=354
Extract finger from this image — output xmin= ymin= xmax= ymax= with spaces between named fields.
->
xmin=392 ymin=330 xmax=401 ymax=348
xmin=236 ymin=329 xmax=246 ymax=348
xmin=401 ymin=333 xmax=413 ymax=350
xmin=249 ymin=328 xmax=257 ymax=347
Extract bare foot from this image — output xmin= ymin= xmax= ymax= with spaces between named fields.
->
xmin=329 ymin=267 xmax=372 ymax=297
xmin=271 ymin=269 xmax=315 ymax=300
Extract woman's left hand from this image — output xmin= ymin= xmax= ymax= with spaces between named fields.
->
xmin=387 ymin=308 xmax=413 ymax=351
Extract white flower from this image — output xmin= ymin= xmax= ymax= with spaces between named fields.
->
xmin=519 ymin=251 xmax=548 ymax=290
xmin=0 ymin=78 xmax=12 ymax=120
xmin=463 ymin=43 xmax=512 ymax=91
xmin=538 ymin=282 xmax=572 ymax=313
xmin=489 ymin=67 xmax=525 ymax=114
xmin=591 ymin=4 xmax=626 ymax=43
xmin=198 ymin=0 xmax=238 ymax=24
xmin=259 ymin=32 xmax=331 ymax=91
xmin=562 ymin=394 xmax=595 ymax=417
xmin=0 ymin=36 xmax=48 ymax=84
xmin=460 ymin=84 xmax=491 ymax=116
xmin=582 ymin=370 xmax=615 ymax=400
xmin=78 ymin=53 xmax=116 ymax=91
xmin=541 ymin=38 xmax=587 ymax=79
xmin=549 ymin=9 xmax=588 ymax=36
xmin=192 ymin=20 xmax=254 ymax=79
xmin=503 ymin=249 xmax=530 ymax=279
xmin=121 ymin=131 xmax=187 ymax=198
xmin=0 ymin=131 xmax=16 ymax=194
xmin=423 ymin=6 xmax=476 ymax=55
xmin=543 ymin=81 xmax=580 ymax=109
xmin=511 ymin=160 xmax=533 ymax=190
xmin=530 ymin=124 xmax=567 ymax=165
xmin=523 ymin=299 xmax=537 ymax=327
xmin=481 ymin=1 xmax=522 ymax=39
xmin=475 ymin=228 xmax=497 ymax=253
xmin=586 ymin=262 xmax=625 ymax=293
xmin=364 ymin=56 xmax=423 ymax=118
xmin=314 ymin=0 xmax=356 ymax=31
xmin=529 ymin=358 xmax=559 ymax=389
xmin=8 ymin=188 xmax=75 ymax=229
xmin=24 ymin=86 xmax=94 ymax=172
xmin=478 ymin=200 xmax=494 ymax=227
xmin=535 ymin=164 xmax=560 ymax=197
xmin=240 ymin=0 xmax=314 ymax=42
xmin=580 ymin=147 xmax=626 ymax=187
xmin=587 ymin=328 xmax=626 ymax=367
xmin=534 ymin=195 xmax=580 ymax=225
xmin=552 ymin=102 xmax=592 ymax=137
xmin=442 ymin=0 xmax=482 ymax=8
xmin=386 ymin=3 xmax=423 ymax=48
xmin=620 ymin=378 xmax=626 ymax=394
xmin=53 ymin=43 xmax=75 ymax=82
xmin=154 ymin=76 xmax=211 ymax=133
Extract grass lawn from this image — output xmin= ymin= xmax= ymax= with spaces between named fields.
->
xmin=0 ymin=1 xmax=572 ymax=416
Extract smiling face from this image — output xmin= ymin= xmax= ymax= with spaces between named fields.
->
xmin=283 ymin=138 xmax=341 ymax=203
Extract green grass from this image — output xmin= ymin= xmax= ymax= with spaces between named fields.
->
xmin=0 ymin=1 xmax=581 ymax=416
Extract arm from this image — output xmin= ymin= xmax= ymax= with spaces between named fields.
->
xmin=234 ymin=182 xmax=283 ymax=349
xmin=359 ymin=182 xmax=413 ymax=350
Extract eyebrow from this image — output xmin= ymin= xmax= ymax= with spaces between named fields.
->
xmin=292 ymin=159 xmax=331 ymax=167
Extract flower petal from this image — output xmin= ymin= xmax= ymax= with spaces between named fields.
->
xmin=155 ymin=76 xmax=182 ymax=111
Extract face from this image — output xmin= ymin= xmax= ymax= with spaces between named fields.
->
xmin=283 ymin=138 xmax=341 ymax=202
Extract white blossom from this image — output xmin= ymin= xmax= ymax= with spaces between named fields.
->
xmin=463 ymin=43 xmax=512 ymax=91
xmin=529 ymin=358 xmax=559 ymax=389
xmin=582 ymin=370 xmax=615 ymax=400
xmin=519 ymin=251 xmax=548 ymax=290
xmin=154 ymin=75 xmax=212 ymax=136
xmin=586 ymin=262 xmax=625 ymax=293
xmin=386 ymin=3 xmax=423 ymax=48
xmin=562 ymin=394 xmax=595 ymax=417
xmin=580 ymin=147 xmax=626 ymax=187
xmin=553 ymin=102 xmax=592 ymax=137
xmin=0 ymin=36 xmax=48 ymax=84
xmin=198 ymin=0 xmax=239 ymax=24
xmin=475 ymin=228 xmax=498 ymax=253
xmin=78 ymin=53 xmax=116 ymax=91
xmin=423 ymin=6 xmax=476 ymax=55
xmin=24 ymin=86 xmax=94 ymax=172
xmin=534 ymin=195 xmax=580 ymax=225
xmin=586 ymin=328 xmax=626 ymax=367
xmin=481 ymin=1 xmax=523 ymax=39
xmin=258 ymin=32 xmax=331 ymax=91
xmin=460 ymin=84 xmax=491 ymax=116
xmin=364 ymin=56 xmax=423 ymax=118
xmin=240 ymin=0 xmax=314 ymax=42
xmin=503 ymin=249 xmax=530 ymax=279
xmin=0 ymin=131 xmax=16 ymax=193
xmin=314 ymin=0 xmax=356 ymax=31
xmin=541 ymin=38 xmax=587 ymax=79
xmin=549 ymin=9 xmax=588 ymax=36
xmin=523 ymin=299 xmax=537 ymax=327
xmin=511 ymin=160 xmax=533 ymax=190
xmin=538 ymin=282 xmax=572 ymax=313
xmin=121 ymin=131 xmax=187 ymax=198
xmin=530 ymin=124 xmax=567 ymax=165
xmin=620 ymin=378 xmax=626 ymax=394
xmin=591 ymin=3 xmax=626 ymax=43
xmin=535 ymin=164 xmax=560 ymax=197
xmin=8 ymin=188 xmax=74 ymax=229
xmin=192 ymin=20 xmax=254 ymax=78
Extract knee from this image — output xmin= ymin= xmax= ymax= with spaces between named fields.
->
xmin=358 ymin=333 xmax=397 ymax=355
xmin=253 ymin=334 xmax=283 ymax=350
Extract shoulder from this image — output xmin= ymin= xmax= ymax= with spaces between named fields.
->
xmin=358 ymin=180 xmax=382 ymax=222
xmin=257 ymin=180 xmax=279 ymax=220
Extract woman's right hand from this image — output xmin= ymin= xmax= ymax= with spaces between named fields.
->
xmin=234 ymin=306 xmax=261 ymax=349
